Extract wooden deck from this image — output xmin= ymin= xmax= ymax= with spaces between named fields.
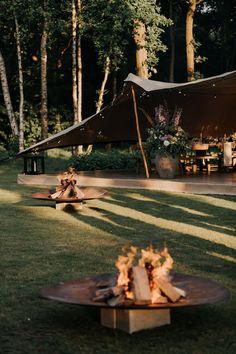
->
xmin=17 ymin=170 xmax=236 ymax=195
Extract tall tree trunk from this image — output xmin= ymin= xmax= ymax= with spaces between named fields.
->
xmin=15 ymin=15 xmax=24 ymax=151
xmin=40 ymin=3 xmax=48 ymax=140
xmin=133 ymin=20 xmax=148 ymax=79
xmin=0 ymin=49 xmax=18 ymax=138
xmin=86 ymin=56 xmax=110 ymax=154
xmin=186 ymin=0 xmax=202 ymax=82
xmin=72 ymin=0 xmax=78 ymax=123
xmin=169 ymin=0 xmax=175 ymax=82
xmin=77 ymin=0 xmax=82 ymax=124
xmin=96 ymin=56 xmax=110 ymax=113
xmin=72 ymin=0 xmax=83 ymax=155
xmin=76 ymin=0 xmax=84 ymax=155
xmin=112 ymin=72 xmax=117 ymax=101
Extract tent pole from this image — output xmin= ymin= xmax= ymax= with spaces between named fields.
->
xmin=131 ymin=85 xmax=150 ymax=179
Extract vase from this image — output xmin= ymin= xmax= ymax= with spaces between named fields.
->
xmin=155 ymin=153 xmax=179 ymax=179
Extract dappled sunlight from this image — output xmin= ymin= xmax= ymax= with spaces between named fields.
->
xmin=201 ymin=222 xmax=235 ymax=232
xmin=182 ymin=194 xmax=236 ymax=211
xmin=0 ymin=188 xmax=21 ymax=203
xmin=86 ymin=206 xmax=134 ymax=230
xmin=94 ymin=199 xmax=236 ymax=250
xmin=20 ymin=204 xmax=123 ymax=246
xmin=124 ymin=192 xmax=158 ymax=203
xmin=168 ymin=205 xmax=210 ymax=217
xmin=125 ymin=191 xmax=210 ymax=217
xmin=207 ymin=251 xmax=236 ymax=264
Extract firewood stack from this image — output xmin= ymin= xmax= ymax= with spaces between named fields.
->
xmin=49 ymin=167 xmax=84 ymax=200
xmin=93 ymin=245 xmax=186 ymax=307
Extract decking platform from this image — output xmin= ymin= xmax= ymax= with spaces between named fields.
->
xmin=17 ymin=170 xmax=236 ymax=195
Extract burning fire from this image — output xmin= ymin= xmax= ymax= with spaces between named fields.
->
xmin=116 ymin=245 xmax=178 ymax=304
xmin=49 ymin=167 xmax=84 ymax=199
xmin=93 ymin=245 xmax=186 ymax=306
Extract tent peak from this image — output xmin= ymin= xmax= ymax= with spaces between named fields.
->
xmin=124 ymin=70 xmax=236 ymax=92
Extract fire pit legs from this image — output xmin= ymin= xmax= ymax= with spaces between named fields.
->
xmin=100 ymin=308 xmax=171 ymax=333
xmin=55 ymin=201 xmax=83 ymax=211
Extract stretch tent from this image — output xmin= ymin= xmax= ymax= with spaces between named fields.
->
xmin=18 ymin=70 xmax=236 ymax=155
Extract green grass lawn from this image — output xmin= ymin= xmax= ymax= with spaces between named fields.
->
xmin=1 ymin=156 xmax=236 ymax=354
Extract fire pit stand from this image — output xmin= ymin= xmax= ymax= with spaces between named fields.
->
xmin=31 ymin=187 xmax=108 ymax=211
xmin=101 ymin=308 xmax=170 ymax=332
xmin=40 ymin=272 xmax=230 ymax=333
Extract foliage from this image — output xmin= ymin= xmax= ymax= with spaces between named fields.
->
xmin=23 ymin=107 xmax=41 ymax=148
xmin=69 ymin=149 xmax=137 ymax=171
xmin=128 ymin=0 xmax=172 ymax=74
xmin=0 ymin=0 xmax=236 ymax=151
xmin=146 ymin=101 xmax=190 ymax=157
xmin=84 ymin=0 xmax=171 ymax=75
xmin=84 ymin=0 xmax=131 ymax=72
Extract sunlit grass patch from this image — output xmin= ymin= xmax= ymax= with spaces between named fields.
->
xmin=0 ymin=160 xmax=235 ymax=354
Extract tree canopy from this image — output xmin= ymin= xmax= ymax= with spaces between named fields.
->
xmin=0 ymin=0 xmax=235 ymax=153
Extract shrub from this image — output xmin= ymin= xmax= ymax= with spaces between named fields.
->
xmin=69 ymin=149 xmax=138 ymax=171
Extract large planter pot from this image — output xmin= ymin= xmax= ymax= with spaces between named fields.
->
xmin=155 ymin=153 xmax=179 ymax=179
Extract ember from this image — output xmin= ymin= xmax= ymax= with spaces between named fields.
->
xmin=93 ymin=245 xmax=186 ymax=306
xmin=49 ymin=167 xmax=84 ymax=199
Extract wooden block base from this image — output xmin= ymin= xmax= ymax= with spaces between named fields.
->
xmin=55 ymin=202 xmax=83 ymax=211
xmin=100 ymin=308 xmax=171 ymax=333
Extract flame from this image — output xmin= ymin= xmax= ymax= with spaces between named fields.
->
xmin=115 ymin=244 xmax=174 ymax=303
xmin=115 ymin=246 xmax=137 ymax=299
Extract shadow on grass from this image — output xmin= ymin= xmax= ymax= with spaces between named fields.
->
xmin=1 ymin=170 xmax=236 ymax=353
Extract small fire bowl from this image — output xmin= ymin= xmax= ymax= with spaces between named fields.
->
xmin=31 ymin=187 xmax=109 ymax=203
xmin=31 ymin=188 xmax=109 ymax=211
xmin=40 ymin=272 xmax=230 ymax=309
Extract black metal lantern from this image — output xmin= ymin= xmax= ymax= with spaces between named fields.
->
xmin=23 ymin=155 xmax=45 ymax=175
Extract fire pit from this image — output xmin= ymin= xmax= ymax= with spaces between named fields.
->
xmin=40 ymin=272 xmax=229 ymax=333
xmin=40 ymin=246 xmax=230 ymax=333
xmin=31 ymin=167 xmax=108 ymax=211
xmin=31 ymin=187 xmax=108 ymax=211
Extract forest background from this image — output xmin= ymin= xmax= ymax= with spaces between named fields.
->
xmin=0 ymin=0 xmax=235 ymax=155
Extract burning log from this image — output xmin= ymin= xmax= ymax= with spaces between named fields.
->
xmin=155 ymin=277 xmax=181 ymax=303
xmin=151 ymin=291 xmax=168 ymax=304
xmin=92 ymin=286 xmax=125 ymax=303
xmin=107 ymin=293 xmax=126 ymax=307
xmin=49 ymin=167 xmax=85 ymax=200
xmin=132 ymin=266 xmax=151 ymax=304
xmin=93 ymin=245 xmax=187 ymax=307
xmin=95 ymin=286 xmax=124 ymax=297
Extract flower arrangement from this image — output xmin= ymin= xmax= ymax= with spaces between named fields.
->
xmin=146 ymin=101 xmax=190 ymax=157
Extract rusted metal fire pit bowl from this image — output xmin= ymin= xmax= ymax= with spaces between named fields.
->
xmin=40 ymin=272 xmax=230 ymax=333
xmin=31 ymin=187 xmax=108 ymax=211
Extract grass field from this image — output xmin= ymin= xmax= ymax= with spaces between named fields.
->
xmin=1 ymin=156 xmax=236 ymax=354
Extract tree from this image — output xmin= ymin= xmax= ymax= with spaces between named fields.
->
xmin=168 ymin=0 xmax=175 ymax=82
xmin=128 ymin=0 xmax=171 ymax=78
xmin=198 ymin=0 xmax=236 ymax=74
xmin=133 ymin=20 xmax=148 ymax=78
xmin=72 ymin=0 xmax=78 ymax=123
xmin=0 ymin=49 xmax=19 ymax=139
xmin=72 ymin=0 xmax=84 ymax=126
xmin=0 ymin=0 xmax=28 ymax=151
xmin=40 ymin=0 xmax=49 ymax=140
xmin=85 ymin=0 xmax=131 ymax=113
xmin=71 ymin=0 xmax=84 ymax=155
xmin=77 ymin=0 xmax=83 ymax=124
xmin=186 ymin=0 xmax=203 ymax=81
xmin=14 ymin=15 xmax=24 ymax=151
